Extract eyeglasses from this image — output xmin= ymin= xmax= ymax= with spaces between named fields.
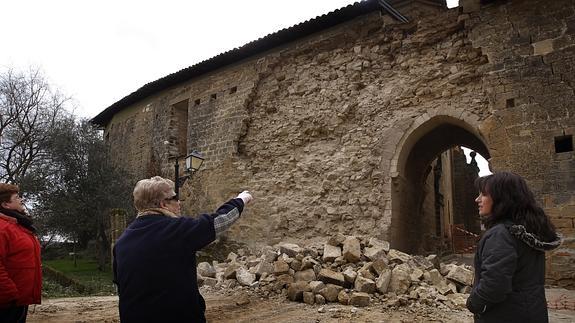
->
xmin=165 ymin=195 xmax=179 ymax=201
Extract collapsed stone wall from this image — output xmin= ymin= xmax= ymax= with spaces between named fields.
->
xmin=103 ymin=0 xmax=575 ymax=286
xmin=196 ymin=235 xmax=473 ymax=309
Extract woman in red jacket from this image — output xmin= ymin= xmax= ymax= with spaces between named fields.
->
xmin=0 ymin=183 xmax=42 ymax=323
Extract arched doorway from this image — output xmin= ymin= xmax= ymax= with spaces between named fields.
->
xmin=390 ymin=115 xmax=490 ymax=254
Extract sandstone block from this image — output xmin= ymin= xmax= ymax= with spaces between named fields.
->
xmin=262 ymin=247 xmax=278 ymax=263
xmin=274 ymin=274 xmax=294 ymax=290
xmin=301 ymin=256 xmax=319 ymax=270
xmin=338 ymin=290 xmax=350 ymax=305
xmin=224 ymin=263 xmax=241 ymax=279
xmin=388 ymin=249 xmax=411 ymax=264
xmin=364 ymin=246 xmax=387 ymax=261
xmin=303 ymin=291 xmax=315 ymax=305
xmin=368 ymin=237 xmax=390 ymax=252
xmin=410 ymin=255 xmax=435 ymax=270
xmin=319 ymin=268 xmax=346 ymax=286
xmin=342 ymin=267 xmax=358 ymax=284
xmin=319 ymin=284 xmax=343 ymax=302
xmin=274 ymin=259 xmax=290 ymax=275
xmin=376 ymin=269 xmax=392 ymax=294
xmin=315 ymin=294 xmax=326 ymax=305
xmin=323 ymin=244 xmax=342 ymax=262
xmin=343 ymin=236 xmax=362 ymax=263
xmin=410 ymin=268 xmax=424 ymax=282
xmin=290 ymin=259 xmax=302 ymax=271
xmin=254 ymin=260 xmax=274 ymax=277
xmin=371 ymin=258 xmax=389 ymax=276
xmin=446 ymin=293 xmax=468 ymax=308
xmin=236 ymin=267 xmax=256 ymax=286
xmin=309 ymin=280 xmax=326 ymax=293
xmin=197 ymin=262 xmax=216 ymax=278
xmin=227 ymin=252 xmax=238 ymax=263
xmin=279 ymin=243 xmax=303 ymax=258
xmin=354 ymin=275 xmax=376 ymax=294
xmin=287 ymin=281 xmax=310 ymax=302
xmin=294 ymin=268 xmax=316 ymax=282
xmin=203 ymin=277 xmax=218 ymax=287
xmin=328 ymin=233 xmax=346 ymax=246
xmin=446 ymin=266 xmax=473 ymax=286
xmin=349 ymin=292 xmax=371 ymax=307
xmin=390 ymin=263 xmax=411 ymax=294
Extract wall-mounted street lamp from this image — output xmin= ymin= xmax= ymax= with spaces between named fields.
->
xmin=174 ymin=150 xmax=204 ymax=199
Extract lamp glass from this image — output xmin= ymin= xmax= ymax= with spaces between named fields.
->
xmin=186 ymin=151 xmax=204 ymax=171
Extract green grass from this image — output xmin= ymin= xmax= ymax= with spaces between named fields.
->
xmin=43 ymin=258 xmax=116 ymax=298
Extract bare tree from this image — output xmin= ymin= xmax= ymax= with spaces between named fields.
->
xmin=0 ymin=67 xmax=69 ymax=184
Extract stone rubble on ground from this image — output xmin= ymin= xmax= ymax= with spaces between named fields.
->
xmin=197 ymin=235 xmax=474 ymax=309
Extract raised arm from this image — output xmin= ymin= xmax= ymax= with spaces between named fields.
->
xmin=213 ymin=191 xmax=253 ymax=237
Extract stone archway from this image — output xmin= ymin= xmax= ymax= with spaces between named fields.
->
xmin=388 ymin=113 xmax=490 ymax=254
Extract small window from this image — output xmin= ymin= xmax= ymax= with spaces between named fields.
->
xmin=210 ymin=93 xmax=217 ymax=100
xmin=229 ymin=86 xmax=237 ymax=94
xmin=555 ymin=135 xmax=573 ymax=153
xmin=194 ymin=99 xmax=201 ymax=106
xmin=506 ymin=98 xmax=515 ymax=108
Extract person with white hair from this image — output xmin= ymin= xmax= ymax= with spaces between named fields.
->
xmin=113 ymin=176 xmax=253 ymax=323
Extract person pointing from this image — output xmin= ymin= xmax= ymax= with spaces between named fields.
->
xmin=113 ymin=176 xmax=253 ymax=323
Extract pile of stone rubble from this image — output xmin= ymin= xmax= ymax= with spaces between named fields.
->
xmin=197 ymin=234 xmax=473 ymax=308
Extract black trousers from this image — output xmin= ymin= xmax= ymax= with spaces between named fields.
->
xmin=0 ymin=306 xmax=28 ymax=323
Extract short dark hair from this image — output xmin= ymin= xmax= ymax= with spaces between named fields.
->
xmin=475 ymin=172 xmax=556 ymax=241
xmin=0 ymin=183 xmax=19 ymax=204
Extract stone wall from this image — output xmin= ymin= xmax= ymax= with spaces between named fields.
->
xmin=102 ymin=0 xmax=575 ymax=287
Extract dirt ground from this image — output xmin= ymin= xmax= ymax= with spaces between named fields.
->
xmin=28 ymin=288 xmax=575 ymax=323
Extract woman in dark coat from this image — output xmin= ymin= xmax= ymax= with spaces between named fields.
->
xmin=466 ymin=172 xmax=561 ymax=323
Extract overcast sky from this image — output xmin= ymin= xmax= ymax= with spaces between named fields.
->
xmin=1 ymin=0 xmax=459 ymax=119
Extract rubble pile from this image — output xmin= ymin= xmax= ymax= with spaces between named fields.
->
xmin=197 ymin=234 xmax=473 ymax=309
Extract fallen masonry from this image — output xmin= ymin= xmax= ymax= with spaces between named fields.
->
xmin=196 ymin=235 xmax=473 ymax=309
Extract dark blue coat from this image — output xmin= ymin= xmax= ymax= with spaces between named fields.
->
xmin=467 ymin=221 xmax=561 ymax=323
xmin=113 ymin=198 xmax=244 ymax=323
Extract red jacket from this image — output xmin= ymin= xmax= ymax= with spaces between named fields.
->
xmin=0 ymin=213 xmax=42 ymax=308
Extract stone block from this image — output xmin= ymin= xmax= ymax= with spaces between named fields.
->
xmin=533 ymin=39 xmax=554 ymax=56
xmin=287 ymin=281 xmax=310 ymax=302
xmin=338 ymin=290 xmax=350 ymax=305
xmin=279 ymin=243 xmax=303 ymax=257
xmin=323 ymin=244 xmax=342 ymax=262
xmin=295 ymin=268 xmax=316 ymax=282
xmin=236 ymin=267 xmax=256 ymax=286
xmin=319 ymin=284 xmax=343 ymax=302
xmin=197 ymin=262 xmax=216 ymax=278
xmin=343 ymin=236 xmax=362 ymax=263
xmin=315 ymin=294 xmax=326 ymax=305
xmin=309 ymin=280 xmax=326 ymax=293
xmin=274 ymin=259 xmax=290 ymax=275
xmin=354 ymin=275 xmax=376 ymax=293
xmin=303 ymin=291 xmax=315 ymax=305
xmin=224 ymin=263 xmax=241 ymax=279
xmin=349 ymin=292 xmax=371 ymax=307
xmin=364 ymin=245 xmax=387 ymax=261
xmin=319 ymin=268 xmax=346 ymax=287
xmin=371 ymin=258 xmax=389 ymax=276
xmin=388 ymin=249 xmax=412 ymax=264
xmin=343 ymin=267 xmax=358 ymax=284
xmin=390 ymin=263 xmax=411 ymax=294
xmin=376 ymin=269 xmax=392 ymax=294
xmin=446 ymin=266 xmax=474 ymax=286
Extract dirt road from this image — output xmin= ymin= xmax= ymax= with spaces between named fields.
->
xmin=28 ymin=289 xmax=575 ymax=323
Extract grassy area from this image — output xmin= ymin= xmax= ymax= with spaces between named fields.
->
xmin=43 ymin=258 xmax=116 ymax=298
